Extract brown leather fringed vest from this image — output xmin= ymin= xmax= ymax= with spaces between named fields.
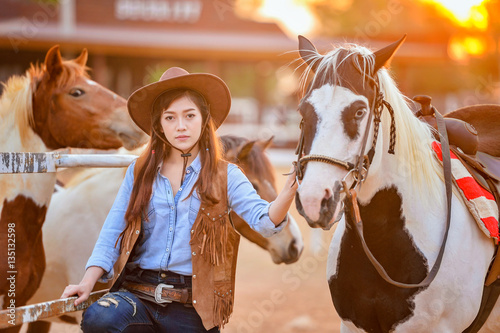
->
xmin=109 ymin=159 xmax=240 ymax=330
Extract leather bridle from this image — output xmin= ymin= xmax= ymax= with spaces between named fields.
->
xmin=294 ymin=67 xmax=453 ymax=289
xmin=295 ymin=70 xmax=396 ymax=191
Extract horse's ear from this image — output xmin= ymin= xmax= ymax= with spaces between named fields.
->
xmin=237 ymin=140 xmax=256 ymax=161
xmin=256 ymin=136 xmax=274 ymax=151
xmin=44 ymin=45 xmax=63 ymax=78
xmin=299 ymin=35 xmax=320 ymax=72
xmin=74 ymin=48 xmax=88 ymax=67
xmin=373 ymin=34 xmax=406 ymax=72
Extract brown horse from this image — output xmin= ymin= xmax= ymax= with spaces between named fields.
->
xmin=0 ymin=45 xmax=147 ymax=333
xmin=221 ymin=135 xmax=303 ymax=263
xmin=25 ymin=136 xmax=303 ymax=332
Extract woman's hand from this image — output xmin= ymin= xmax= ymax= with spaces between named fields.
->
xmin=268 ymin=164 xmax=299 ymax=226
xmin=60 ymin=266 xmax=104 ymax=306
xmin=61 ymin=282 xmax=93 ymax=306
xmin=284 ymin=164 xmax=299 ymax=192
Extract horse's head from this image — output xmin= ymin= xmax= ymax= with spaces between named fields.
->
xmin=30 ymin=45 xmax=147 ymax=150
xmin=222 ymin=135 xmax=304 ymax=264
xmin=295 ymin=35 xmax=406 ymax=229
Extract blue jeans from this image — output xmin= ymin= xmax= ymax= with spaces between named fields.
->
xmin=82 ymin=270 xmax=219 ymax=333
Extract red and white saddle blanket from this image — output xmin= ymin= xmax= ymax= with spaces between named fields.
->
xmin=432 ymin=141 xmax=499 ymax=244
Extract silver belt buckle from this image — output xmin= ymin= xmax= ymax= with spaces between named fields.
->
xmin=155 ymin=283 xmax=174 ymax=304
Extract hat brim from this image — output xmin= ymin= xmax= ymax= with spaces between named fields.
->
xmin=127 ymin=73 xmax=231 ymax=135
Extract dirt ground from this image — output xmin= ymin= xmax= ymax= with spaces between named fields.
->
xmin=20 ymin=166 xmax=343 ymax=333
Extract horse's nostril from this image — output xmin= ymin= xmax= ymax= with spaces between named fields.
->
xmin=288 ymin=240 xmax=298 ymax=257
xmin=325 ymin=187 xmax=332 ymax=199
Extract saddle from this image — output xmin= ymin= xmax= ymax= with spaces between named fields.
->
xmin=413 ymin=95 xmax=500 ymax=286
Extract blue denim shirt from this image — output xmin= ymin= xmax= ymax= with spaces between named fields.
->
xmin=86 ymin=155 xmax=286 ymax=279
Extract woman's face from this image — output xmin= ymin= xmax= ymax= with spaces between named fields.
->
xmin=160 ymin=95 xmax=203 ymax=153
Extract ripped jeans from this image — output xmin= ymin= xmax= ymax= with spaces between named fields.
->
xmin=81 ymin=270 xmax=219 ymax=333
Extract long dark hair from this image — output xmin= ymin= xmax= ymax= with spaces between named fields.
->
xmin=118 ymin=89 xmax=224 ymax=249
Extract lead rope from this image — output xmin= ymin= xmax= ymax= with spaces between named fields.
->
xmin=344 ymin=108 xmax=452 ymax=289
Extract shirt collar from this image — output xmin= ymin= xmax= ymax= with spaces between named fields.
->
xmin=190 ymin=154 xmax=202 ymax=174
xmin=156 ymin=153 xmax=202 ymax=175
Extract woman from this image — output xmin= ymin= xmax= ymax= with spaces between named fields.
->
xmin=61 ymin=67 xmax=297 ymax=332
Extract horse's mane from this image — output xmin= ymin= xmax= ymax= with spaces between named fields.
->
xmin=0 ymin=67 xmax=36 ymax=145
xmin=298 ymin=44 xmax=443 ymax=201
xmin=221 ymin=135 xmax=276 ymax=186
xmin=0 ymin=60 xmax=89 ymax=146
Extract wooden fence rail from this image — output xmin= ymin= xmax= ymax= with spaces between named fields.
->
xmin=0 ymin=152 xmax=136 ymax=173
xmin=0 ymin=290 xmax=108 ymax=328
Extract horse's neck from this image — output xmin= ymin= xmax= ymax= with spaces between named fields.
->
xmin=355 ymin=149 xmax=449 ymax=260
xmin=0 ymin=79 xmax=47 ymax=152
xmin=0 ymin=91 xmax=56 ymax=210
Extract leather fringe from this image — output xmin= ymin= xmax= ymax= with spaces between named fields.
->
xmin=192 ymin=215 xmax=229 ymax=266
xmin=214 ymin=291 xmax=233 ymax=328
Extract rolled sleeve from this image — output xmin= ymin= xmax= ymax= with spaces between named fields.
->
xmin=227 ymin=163 xmax=288 ymax=237
xmin=85 ymin=161 xmax=135 ymax=281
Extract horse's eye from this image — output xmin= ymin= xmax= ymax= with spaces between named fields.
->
xmin=355 ymin=108 xmax=366 ymax=119
xmin=69 ymin=88 xmax=85 ymax=97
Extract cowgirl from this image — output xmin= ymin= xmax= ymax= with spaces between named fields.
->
xmin=61 ymin=67 xmax=297 ymax=332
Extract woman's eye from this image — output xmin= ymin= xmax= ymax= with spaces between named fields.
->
xmin=69 ymin=88 xmax=85 ymax=97
xmin=355 ymin=108 xmax=366 ymax=119
xmin=165 ymin=116 xmax=173 ymax=121
xmin=187 ymin=113 xmax=196 ymax=119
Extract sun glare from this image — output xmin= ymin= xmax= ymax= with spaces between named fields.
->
xmin=257 ymin=0 xmax=315 ymax=36
xmin=422 ymin=0 xmax=488 ymax=30
xmin=448 ymin=35 xmax=487 ymax=61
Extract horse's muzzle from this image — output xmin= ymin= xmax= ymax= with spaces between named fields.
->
xmin=295 ymin=188 xmax=340 ymax=229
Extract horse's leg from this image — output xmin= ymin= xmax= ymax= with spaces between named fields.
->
xmin=26 ymin=321 xmax=51 ymax=333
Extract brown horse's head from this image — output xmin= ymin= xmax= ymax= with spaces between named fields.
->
xmin=29 ymin=45 xmax=147 ymax=150
xmin=221 ymin=135 xmax=303 ymax=264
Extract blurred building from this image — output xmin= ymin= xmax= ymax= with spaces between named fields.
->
xmin=1 ymin=0 xmax=476 ymax=147
xmin=0 ymin=0 xmax=310 ymax=146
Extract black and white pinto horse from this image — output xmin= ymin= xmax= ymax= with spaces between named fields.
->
xmin=294 ymin=35 xmax=500 ymax=332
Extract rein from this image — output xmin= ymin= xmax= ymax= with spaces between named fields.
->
xmin=295 ymin=70 xmax=453 ymax=289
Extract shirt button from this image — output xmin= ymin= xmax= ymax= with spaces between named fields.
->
xmin=169 ymin=227 xmax=173 ymax=232
xmin=166 ymin=248 xmax=169 ymax=252
xmin=179 ymin=187 xmax=182 ymax=191
xmin=186 ymin=170 xmax=190 ymax=174
xmin=171 ymin=206 xmax=174 ymax=210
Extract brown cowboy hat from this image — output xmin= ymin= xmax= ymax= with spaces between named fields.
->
xmin=127 ymin=67 xmax=231 ymax=135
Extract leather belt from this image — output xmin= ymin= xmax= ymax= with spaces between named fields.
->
xmin=122 ymin=281 xmax=192 ymax=304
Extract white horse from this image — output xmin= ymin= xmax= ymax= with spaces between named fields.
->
xmin=0 ymin=45 xmax=146 ymax=333
xmin=294 ymin=35 xmax=500 ymax=332
xmin=27 ymin=136 xmax=303 ymax=331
